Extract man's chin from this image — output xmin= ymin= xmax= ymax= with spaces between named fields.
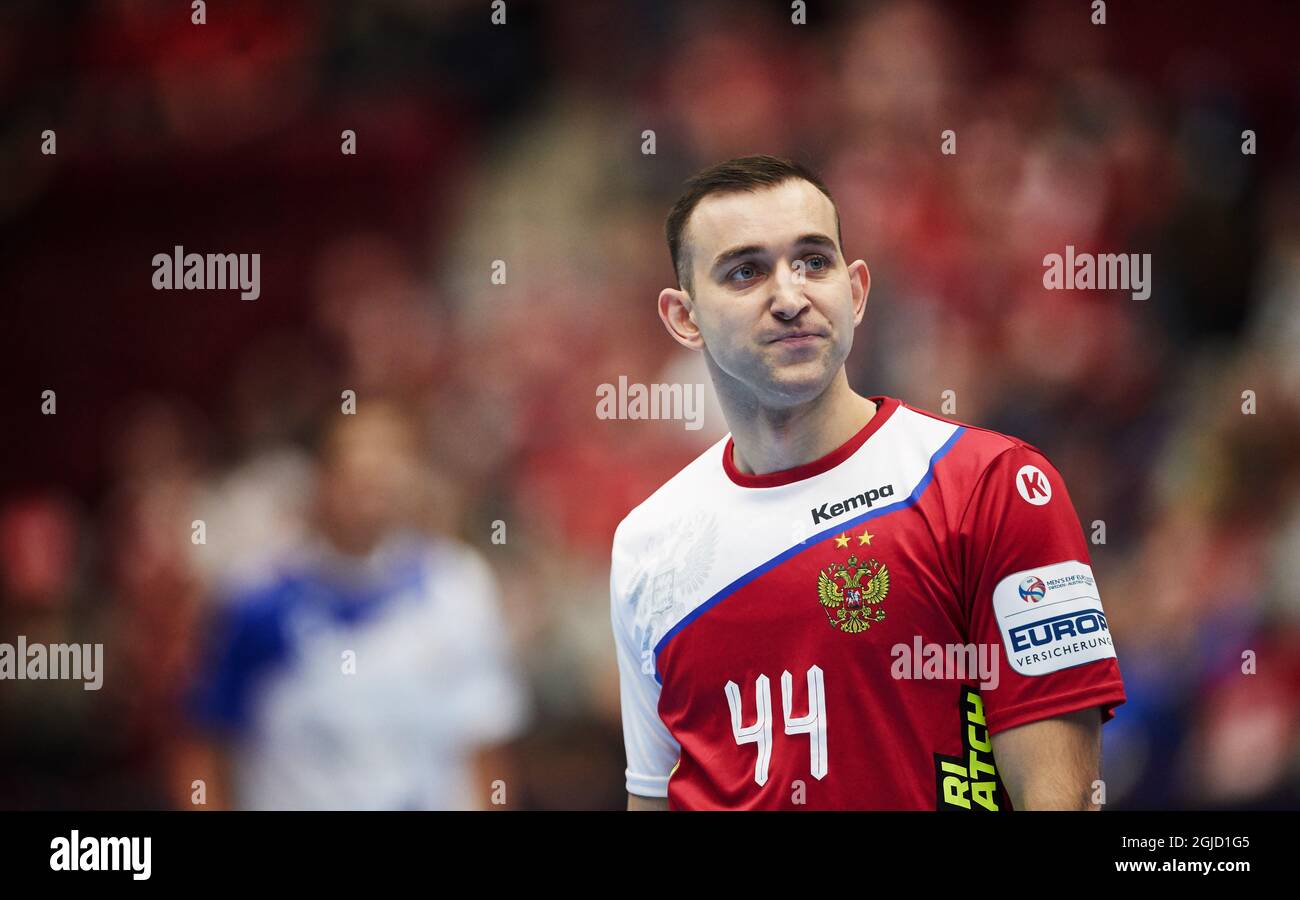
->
xmin=707 ymin=352 xmax=838 ymax=408
xmin=756 ymin=367 xmax=837 ymax=407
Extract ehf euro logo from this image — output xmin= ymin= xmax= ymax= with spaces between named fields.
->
xmin=1018 ymin=576 xmax=1047 ymax=603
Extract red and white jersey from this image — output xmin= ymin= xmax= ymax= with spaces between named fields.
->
xmin=610 ymin=396 xmax=1126 ymax=810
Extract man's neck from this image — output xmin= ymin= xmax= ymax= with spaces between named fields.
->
xmin=721 ymin=370 xmax=877 ymax=477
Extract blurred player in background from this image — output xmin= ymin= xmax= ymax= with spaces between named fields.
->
xmin=612 ymin=156 xmax=1126 ymax=810
xmin=180 ymin=403 xmax=528 ymax=810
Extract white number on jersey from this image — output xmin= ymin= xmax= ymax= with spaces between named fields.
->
xmin=725 ymin=666 xmax=827 ymax=787
xmin=724 ymin=674 xmax=773 ymax=786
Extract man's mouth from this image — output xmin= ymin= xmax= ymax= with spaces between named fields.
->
xmin=770 ymin=331 xmax=825 ymax=345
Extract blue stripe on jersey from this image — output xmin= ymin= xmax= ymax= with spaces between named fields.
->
xmin=652 ymin=426 xmax=966 ymax=685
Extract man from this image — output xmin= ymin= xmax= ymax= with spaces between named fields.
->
xmin=182 ymin=404 xmax=528 ymax=809
xmin=610 ymin=156 xmax=1126 ymax=810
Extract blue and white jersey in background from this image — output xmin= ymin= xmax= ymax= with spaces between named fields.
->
xmin=190 ymin=531 xmax=528 ymax=810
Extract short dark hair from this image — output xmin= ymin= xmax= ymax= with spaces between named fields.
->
xmin=664 ymin=154 xmax=842 ymax=294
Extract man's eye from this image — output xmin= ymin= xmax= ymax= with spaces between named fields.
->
xmin=805 ymin=254 xmax=830 ymax=271
xmin=729 ymin=264 xmax=759 ymax=282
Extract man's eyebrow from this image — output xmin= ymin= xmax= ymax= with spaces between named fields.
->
xmin=710 ymin=233 xmax=839 ymax=272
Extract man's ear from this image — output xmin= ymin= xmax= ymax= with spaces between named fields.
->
xmin=658 ymin=287 xmax=705 ymax=351
xmin=848 ymin=259 xmax=871 ymax=326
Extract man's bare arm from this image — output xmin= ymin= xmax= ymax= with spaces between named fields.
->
xmin=989 ymin=706 xmax=1103 ymax=810
xmin=627 ymin=793 xmax=670 ymax=811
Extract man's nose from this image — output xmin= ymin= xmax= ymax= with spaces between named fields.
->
xmin=770 ymin=265 xmax=809 ymax=319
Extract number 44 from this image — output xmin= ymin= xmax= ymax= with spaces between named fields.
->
xmin=724 ymin=665 xmax=827 ymax=787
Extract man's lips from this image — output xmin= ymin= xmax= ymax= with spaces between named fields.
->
xmin=769 ymin=331 xmax=826 ymax=344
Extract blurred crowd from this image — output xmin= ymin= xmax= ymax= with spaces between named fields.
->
xmin=1 ymin=0 xmax=1298 ymax=809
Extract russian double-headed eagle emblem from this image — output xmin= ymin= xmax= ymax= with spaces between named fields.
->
xmin=817 ymin=554 xmax=889 ymax=633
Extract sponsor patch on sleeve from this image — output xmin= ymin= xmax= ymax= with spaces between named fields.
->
xmin=992 ymin=560 xmax=1116 ymax=676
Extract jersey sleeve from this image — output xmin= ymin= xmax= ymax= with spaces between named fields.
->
xmin=957 ymin=443 xmax=1126 ymax=736
xmin=186 ymin=588 xmax=291 ymax=737
xmin=610 ymin=527 xmax=681 ymax=798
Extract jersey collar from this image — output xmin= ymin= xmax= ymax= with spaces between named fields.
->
xmin=723 ymin=395 xmax=900 ymax=488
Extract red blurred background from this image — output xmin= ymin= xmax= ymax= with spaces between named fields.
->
xmin=2 ymin=0 xmax=1299 ymax=809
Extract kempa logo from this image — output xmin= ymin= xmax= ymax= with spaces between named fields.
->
xmin=0 ymin=636 xmax=102 ymax=690
xmin=810 ymin=483 xmax=894 ymax=524
xmin=1042 ymin=244 xmax=1151 ymax=301
xmin=596 ymin=375 xmax=704 ymax=431
xmin=50 ymin=831 xmax=150 ymax=880
xmin=890 ymin=637 xmax=1000 ymax=691
xmin=152 ymin=245 xmax=261 ymax=300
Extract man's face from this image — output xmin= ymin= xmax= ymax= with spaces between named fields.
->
xmin=672 ymin=179 xmax=868 ymax=408
xmin=316 ymin=410 xmax=420 ymax=554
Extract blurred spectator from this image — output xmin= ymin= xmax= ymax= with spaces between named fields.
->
xmin=178 ymin=404 xmax=529 ymax=809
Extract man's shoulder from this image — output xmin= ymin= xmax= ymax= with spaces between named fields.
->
xmin=612 ymin=433 xmax=732 ymax=553
xmin=420 ymin=532 xmax=496 ymax=585
xmin=893 ymin=399 xmax=1055 ymax=477
xmin=883 ymin=400 xmax=1082 ymax=523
